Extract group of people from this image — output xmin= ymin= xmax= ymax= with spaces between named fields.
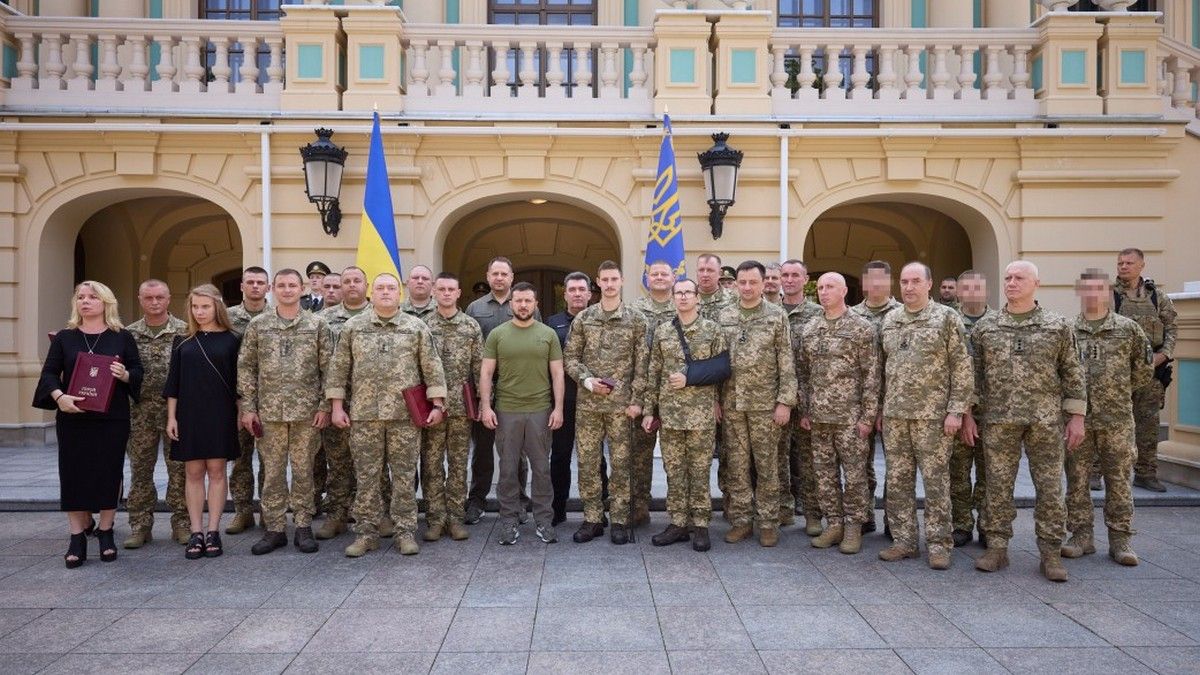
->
xmin=35 ymin=248 xmax=1177 ymax=583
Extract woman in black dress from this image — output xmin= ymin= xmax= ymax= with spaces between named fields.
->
xmin=34 ymin=280 xmax=143 ymax=568
xmin=165 ymin=284 xmax=241 ymax=559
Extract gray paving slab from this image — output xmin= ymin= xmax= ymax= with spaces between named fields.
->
xmin=302 ymin=608 xmax=454 ymax=653
xmin=658 ymin=605 xmax=754 ymax=651
xmin=739 ymin=604 xmax=887 ymax=650
xmin=895 ymin=648 xmax=1009 ymax=675
xmin=1121 ymin=645 xmax=1200 ymax=675
xmin=531 ymin=606 xmax=664 ymax=651
xmin=934 ymin=603 xmax=1109 ymax=648
xmin=524 ymin=650 xmax=671 ymax=674
xmin=185 ymin=653 xmax=296 ymax=674
xmin=1052 ymin=602 xmax=1198 ymax=647
xmin=757 ymin=648 xmax=913 ymax=674
xmin=666 ymin=649 xmax=768 ymax=674
xmin=42 ymin=652 xmax=203 ymax=674
xmin=431 ymin=651 xmax=529 ymax=674
xmin=440 ymin=607 xmax=535 ymax=652
xmin=986 ymin=647 xmax=1156 ymax=674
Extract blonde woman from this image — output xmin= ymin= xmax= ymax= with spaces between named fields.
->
xmin=164 ymin=285 xmax=241 ymax=559
xmin=34 ymin=281 xmax=143 ymax=568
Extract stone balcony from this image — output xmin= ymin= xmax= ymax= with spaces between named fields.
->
xmin=0 ymin=4 xmax=1197 ymax=124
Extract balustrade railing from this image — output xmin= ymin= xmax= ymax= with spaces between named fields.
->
xmin=1157 ymin=36 xmax=1200 ymax=121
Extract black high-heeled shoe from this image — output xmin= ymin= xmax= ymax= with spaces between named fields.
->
xmin=95 ymin=528 xmax=117 ymax=562
xmin=64 ymin=532 xmax=87 ymax=569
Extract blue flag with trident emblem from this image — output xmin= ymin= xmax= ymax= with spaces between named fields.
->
xmin=644 ymin=114 xmax=686 ymax=287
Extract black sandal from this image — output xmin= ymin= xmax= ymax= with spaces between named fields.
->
xmin=204 ymin=531 xmax=223 ymax=558
xmin=95 ymin=528 xmax=117 ymax=562
xmin=185 ymin=532 xmax=205 ymax=560
xmin=64 ymin=532 xmax=87 ymax=569
xmin=83 ymin=516 xmax=96 ymax=537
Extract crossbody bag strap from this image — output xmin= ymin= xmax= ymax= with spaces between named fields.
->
xmin=192 ymin=335 xmax=235 ymax=398
xmin=672 ymin=317 xmax=693 ymax=363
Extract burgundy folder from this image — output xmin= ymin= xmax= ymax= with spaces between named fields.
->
xmin=66 ymin=352 xmax=119 ymax=413
xmin=462 ymin=380 xmax=478 ymax=421
xmin=403 ymin=384 xmax=435 ymax=428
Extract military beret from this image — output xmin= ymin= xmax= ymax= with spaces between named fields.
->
xmin=306 ymin=261 xmax=331 ymax=277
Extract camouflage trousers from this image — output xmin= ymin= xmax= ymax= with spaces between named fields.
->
xmin=229 ymin=427 xmax=261 ymax=516
xmin=126 ymin=401 xmax=187 ymax=531
xmin=661 ymin=427 xmax=715 ymax=528
xmin=258 ymin=421 xmax=320 ymax=532
xmin=882 ymin=419 xmax=953 ymax=553
xmin=313 ymin=447 xmax=327 ymax=513
xmin=1066 ymin=420 xmax=1136 ymax=537
xmin=1132 ymin=380 xmax=1165 ymax=477
xmin=722 ymin=411 xmax=781 ymax=529
xmin=421 ymin=416 xmax=472 ymax=526
xmin=982 ymin=422 xmax=1066 ymax=549
xmin=350 ymin=420 xmax=419 ymax=538
xmin=950 ymin=434 xmax=987 ymax=533
xmin=775 ymin=415 xmax=794 ymax=515
xmin=790 ymin=421 xmax=822 ymax=519
xmin=318 ymin=425 xmax=354 ymax=521
xmin=811 ymin=422 xmax=870 ymax=526
xmin=631 ymin=423 xmax=656 ymax=516
xmin=577 ymin=411 xmax=631 ymax=525
xmin=866 ymin=428 xmax=880 ymax=509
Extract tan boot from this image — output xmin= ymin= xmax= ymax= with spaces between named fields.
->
xmin=725 ymin=524 xmax=753 ymax=543
xmin=1060 ymin=532 xmax=1095 ymax=559
xmin=396 ymin=533 xmax=420 ymax=555
xmin=779 ymin=511 xmax=795 ymax=527
xmin=1038 ymin=542 xmax=1069 ymax=582
xmin=423 ymin=523 xmax=444 ymax=542
xmin=928 ymin=548 xmax=952 ymax=571
xmin=447 ymin=521 xmax=470 ymax=541
xmin=975 ymin=546 xmax=1009 ymax=572
xmin=839 ymin=524 xmax=862 ymax=554
xmin=122 ymin=528 xmax=152 ymax=549
xmin=804 ymin=515 xmax=823 ymax=537
xmin=314 ymin=518 xmax=345 ymax=541
xmin=878 ymin=545 xmax=919 ymax=562
xmin=225 ymin=512 xmax=255 ymax=535
xmin=173 ymin=526 xmax=191 ymax=545
xmin=811 ymin=523 xmax=844 ymax=549
xmin=344 ymin=535 xmax=379 ymax=558
xmin=759 ymin=527 xmax=779 ymax=548
xmin=1109 ymin=531 xmax=1139 ymax=566
xmin=378 ymin=519 xmax=395 ymax=538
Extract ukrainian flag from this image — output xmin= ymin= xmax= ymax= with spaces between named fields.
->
xmin=644 ymin=114 xmax=686 ymax=287
xmin=357 ymin=111 xmax=403 ymax=290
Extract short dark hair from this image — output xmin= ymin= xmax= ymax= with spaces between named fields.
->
xmin=564 ymin=271 xmax=591 ymax=287
xmin=1079 ymin=267 xmax=1111 ymax=281
xmin=435 ymin=272 xmax=459 ymax=284
xmin=512 ymin=281 xmax=537 ymax=296
xmin=782 ymin=259 xmax=806 ymax=269
xmin=863 ymin=260 xmax=891 ymax=275
xmin=1118 ymin=247 xmax=1145 ymax=260
xmin=488 ymin=256 xmax=514 ymax=273
xmin=736 ymin=260 xmax=766 ymax=278
xmin=274 ymin=268 xmax=304 ymax=285
xmin=941 ymin=276 xmax=957 ymax=283
xmin=597 ymin=260 xmax=621 ymax=274
xmin=243 ymin=266 xmax=268 ymax=279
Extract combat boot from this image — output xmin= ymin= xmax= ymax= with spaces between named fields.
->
xmin=1060 ymin=531 xmax=1095 ymax=559
xmin=610 ymin=524 xmax=629 ymax=545
xmin=122 ymin=528 xmax=152 ymax=549
xmin=724 ymin=524 xmax=753 ymax=543
xmin=952 ymin=529 xmax=972 ymax=548
xmin=759 ymin=527 xmax=779 ymax=548
xmin=447 ymin=522 xmax=470 ymax=541
xmin=839 ymin=524 xmax=862 ymax=554
xmin=225 ymin=511 xmax=255 ymax=535
xmin=173 ymin=526 xmax=191 ymax=546
xmin=423 ymin=523 xmax=444 ymax=542
xmin=975 ymin=546 xmax=1009 ymax=572
xmin=573 ymin=521 xmax=604 ymax=543
xmin=1133 ymin=474 xmax=1167 ymax=493
xmin=344 ymin=535 xmax=379 ymax=558
xmin=314 ymin=518 xmax=345 ymax=540
xmin=691 ymin=526 xmax=711 ymax=552
xmin=1037 ymin=541 xmax=1069 ymax=582
xmin=811 ymin=523 xmax=844 ymax=549
xmin=878 ymin=545 xmax=920 ymax=562
xmin=928 ymin=547 xmax=952 ymax=571
xmin=396 ymin=533 xmax=420 ymax=555
xmin=652 ymin=524 xmax=690 ymax=547
xmin=251 ymin=530 xmax=287 ymax=555
xmin=779 ymin=511 xmax=795 ymax=527
xmin=1108 ymin=531 xmax=1139 ymax=566
xmin=293 ymin=526 xmax=319 ymax=553
xmin=804 ymin=515 xmax=823 ymax=537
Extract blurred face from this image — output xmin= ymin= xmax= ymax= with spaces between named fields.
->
xmin=939 ymin=278 xmax=956 ymax=301
xmin=1003 ymin=263 xmax=1039 ymax=304
xmin=696 ymin=257 xmax=721 ymax=294
xmin=241 ymin=272 xmax=269 ymax=301
xmin=511 ymin=289 xmax=537 ymax=321
xmin=564 ymin=279 xmax=590 ymax=314
xmin=780 ymin=262 xmax=808 ymax=298
xmin=764 ymin=267 xmax=781 ymax=295
xmin=341 ymin=270 xmax=367 ymax=305
xmin=372 ymin=275 xmax=401 ymax=311
xmin=407 ymin=266 xmax=433 ymax=301
xmin=672 ymin=280 xmax=698 ymax=313
xmin=273 ymin=273 xmax=304 ymax=307
xmin=433 ymin=277 xmax=461 ymax=309
xmin=597 ymin=267 xmax=622 ymax=300
xmin=190 ymin=294 xmax=217 ymax=327
xmin=75 ymin=285 xmax=104 ymax=319
xmin=736 ymin=268 xmax=764 ymax=304
xmin=308 ymin=273 xmax=325 ymax=295
xmin=646 ymin=263 xmax=674 ymax=293
xmin=899 ymin=265 xmax=932 ymax=307
xmin=488 ymin=261 xmax=513 ymax=295
xmin=816 ymin=273 xmax=848 ymax=310
xmin=1116 ymin=253 xmax=1145 ymax=284
xmin=1076 ymin=277 xmax=1111 ymax=313
xmin=957 ymin=275 xmax=987 ymax=305
xmin=138 ymin=282 xmax=170 ymax=319
xmin=321 ymin=274 xmax=342 ymax=305
xmin=863 ymin=268 xmax=892 ymax=300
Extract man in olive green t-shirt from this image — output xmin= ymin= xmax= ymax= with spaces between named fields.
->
xmin=480 ymin=283 xmax=566 ymax=545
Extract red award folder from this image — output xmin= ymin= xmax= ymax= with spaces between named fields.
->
xmin=462 ymin=380 xmax=478 ymax=421
xmin=67 ymin=352 xmax=119 ymax=413
xmin=403 ymin=384 xmax=434 ymax=428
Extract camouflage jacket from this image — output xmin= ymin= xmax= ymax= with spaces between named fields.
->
xmin=424 ymin=309 xmax=483 ymax=419
xmin=717 ymin=300 xmax=797 ymax=412
xmin=969 ymin=305 xmax=1088 ymax=425
xmin=325 ymin=310 xmax=448 ymax=422
xmin=319 ymin=302 xmax=372 ymax=345
xmin=698 ymin=286 xmax=736 ymax=323
xmin=959 ymin=306 xmax=996 ymax=416
xmin=237 ymin=309 xmax=333 ymax=421
xmin=126 ymin=314 xmax=188 ymax=409
xmin=630 ymin=295 xmax=676 ymax=348
xmin=1075 ymin=311 xmax=1154 ymax=426
xmin=644 ymin=316 xmax=725 ymax=430
xmin=851 ymin=297 xmax=902 ymax=331
xmin=1114 ymin=277 xmax=1178 ymax=358
xmin=563 ymin=302 xmax=649 ymax=413
xmin=798 ymin=311 xmax=881 ymax=425
xmin=400 ymin=298 xmax=436 ymax=321
xmin=880 ymin=302 xmax=974 ymax=421
xmin=786 ymin=300 xmax=823 ymax=399
xmin=228 ymin=302 xmax=270 ymax=337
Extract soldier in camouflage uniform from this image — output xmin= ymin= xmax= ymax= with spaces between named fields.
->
xmin=951 ymin=271 xmax=994 ymax=547
xmin=401 ymin=264 xmax=436 ymax=320
xmin=225 ymin=266 xmax=271 ymax=534
xmin=1114 ymin=248 xmax=1178 ymax=492
xmin=1063 ymin=270 xmax=1154 ymax=566
xmin=717 ymin=261 xmax=796 ymax=547
xmin=697 ymin=254 xmax=736 ymax=322
xmin=850 ymin=260 xmax=901 ymax=535
xmin=878 ymin=263 xmax=974 ymax=570
xmin=328 ymin=273 xmax=448 ymax=557
xmin=629 ymin=260 xmax=679 ymax=525
xmin=123 ymin=280 xmax=189 ymax=548
xmin=311 ymin=271 xmax=343 ymax=514
xmin=969 ymin=261 xmax=1087 ymax=582
xmin=237 ymin=269 xmax=334 ymax=556
xmin=780 ymin=260 xmax=823 ymax=534
xmin=564 ymin=261 xmax=648 ymax=545
xmin=799 ymin=272 xmax=881 ymax=555
xmin=422 ymin=273 xmax=482 ymax=542
xmin=313 ymin=267 xmax=372 ymax=540
xmin=644 ymin=278 xmax=725 ymax=552
xmin=763 ymin=262 xmax=783 ymax=305
xmin=938 ymin=276 xmax=961 ymax=311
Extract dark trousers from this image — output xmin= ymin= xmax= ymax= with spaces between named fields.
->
xmin=496 ymin=410 xmax=554 ymax=528
xmin=469 ymin=419 xmax=527 ymax=509
xmin=550 ymin=397 xmax=608 ymax=519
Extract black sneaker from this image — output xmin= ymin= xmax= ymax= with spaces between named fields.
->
xmin=251 ymin=530 xmax=287 ymax=555
xmin=573 ymin=521 xmax=604 ymax=543
xmin=536 ymin=524 xmax=558 ymax=543
xmin=464 ymin=503 xmax=484 ymax=525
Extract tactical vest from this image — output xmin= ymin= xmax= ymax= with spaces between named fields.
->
xmin=1114 ymin=281 xmax=1164 ymax=349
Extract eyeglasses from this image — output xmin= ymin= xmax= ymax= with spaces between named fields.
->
xmin=672 ymin=291 xmax=697 ymax=297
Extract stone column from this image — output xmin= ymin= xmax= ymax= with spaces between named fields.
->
xmin=341 ymin=5 xmax=405 ymax=112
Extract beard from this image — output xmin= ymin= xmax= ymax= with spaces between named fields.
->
xmin=513 ymin=308 xmax=534 ymax=321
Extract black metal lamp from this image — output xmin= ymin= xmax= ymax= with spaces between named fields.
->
xmin=697 ymin=132 xmax=743 ymax=239
xmin=299 ymin=128 xmax=348 ymax=237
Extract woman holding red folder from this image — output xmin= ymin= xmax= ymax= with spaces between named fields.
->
xmin=34 ymin=280 xmax=143 ymax=568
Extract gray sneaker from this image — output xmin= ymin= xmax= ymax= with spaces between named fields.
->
xmin=465 ymin=503 xmax=483 ymax=525
xmin=499 ymin=523 xmax=520 ymax=545
xmin=536 ymin=524 xmax=557 ymax=543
